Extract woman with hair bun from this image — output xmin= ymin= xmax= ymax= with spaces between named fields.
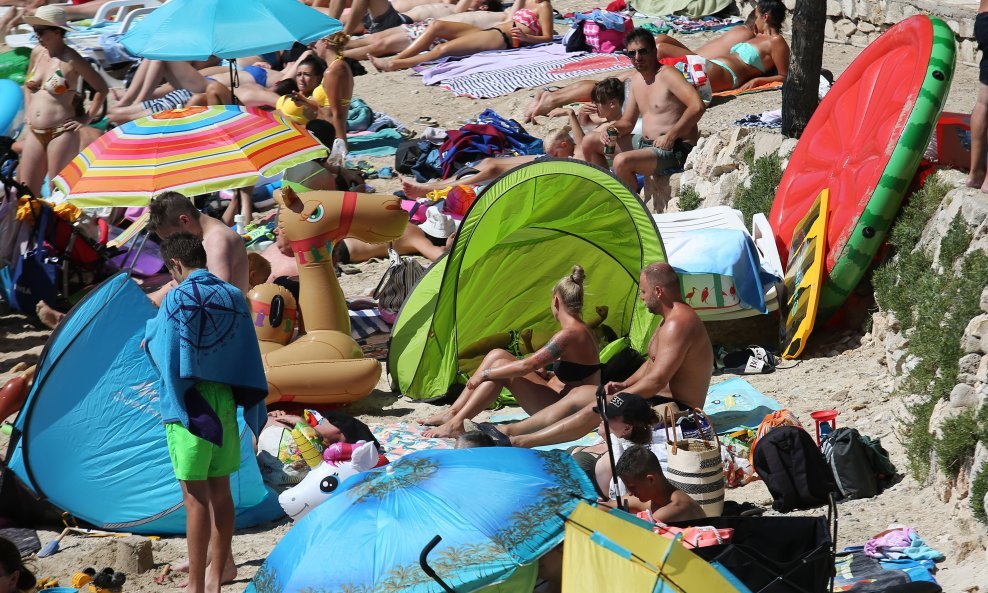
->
xmin=0 ymin=537 xmax=36 ymax=593
xmin=422 ymin=265 xmax=601 ymax=438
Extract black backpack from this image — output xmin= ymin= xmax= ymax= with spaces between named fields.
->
xmin=822 ymin=427 xmax=898 ymax=500
xmin=752 ymin=426 xmax=837 ymax=513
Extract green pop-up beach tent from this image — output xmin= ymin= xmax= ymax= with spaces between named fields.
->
xmin=388 ymin=159 xmax=667 ymax=400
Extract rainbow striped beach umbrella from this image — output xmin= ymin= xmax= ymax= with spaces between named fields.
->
xmin=54 ymin=106 xmax=327 ymax=208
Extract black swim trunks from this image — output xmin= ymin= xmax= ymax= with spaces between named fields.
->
xmin=365 ymin=4 xmax=412 ymax=34
xmin=977 ymin=13 xmax=988 ymax=85
xmin=645 ymin=395 xmax=684 ymax=411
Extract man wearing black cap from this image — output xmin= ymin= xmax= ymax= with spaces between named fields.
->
xmin=485 ymin=262 xmax=712 ymax=448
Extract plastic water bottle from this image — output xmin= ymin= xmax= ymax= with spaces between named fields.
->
xmin=234 ymin=214 xmax=246 ymax=235
xmin=604 ymin=127 xmax=618 ymax=168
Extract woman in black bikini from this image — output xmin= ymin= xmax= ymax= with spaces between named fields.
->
xmin=422 ymin=265 xmax=601 ymax=438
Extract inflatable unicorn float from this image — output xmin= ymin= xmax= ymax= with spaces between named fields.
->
xmin=248 ymin=187 xmax=407 ymax=405
xmin=278 ymin=440 xmax=382 ymax=520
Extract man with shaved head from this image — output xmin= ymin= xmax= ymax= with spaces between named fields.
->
xmin=477 ymin=262 xmax=713 ymax=448
xmin=605 ymin=262 xmax=713 ymax=411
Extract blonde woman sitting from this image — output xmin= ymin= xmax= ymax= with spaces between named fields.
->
xmin=422 ymin=265 xmax=600 ymax=438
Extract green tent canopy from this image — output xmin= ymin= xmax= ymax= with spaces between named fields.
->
xmin=388 ymin=159 xmax=667 ymax=400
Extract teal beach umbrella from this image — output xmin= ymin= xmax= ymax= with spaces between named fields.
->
xmin=120 ymin=0 xmax=342 ymax=60
xmin=247 ymin=448 xmax=596 ymax=593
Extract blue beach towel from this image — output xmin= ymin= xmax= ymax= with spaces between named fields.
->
xmin=144 ymin=269 xmax=267 ymax=445
xmin=346 ymin=128 xmax=404 ymax=157
xmin=663 ymin=228 xmax=780 ymax=313
xmin=704 ymin=377 xmax=781 ymax=434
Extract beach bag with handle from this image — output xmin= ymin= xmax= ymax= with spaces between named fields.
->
xmin=372 ymin=247 xmax=426 ymax=322
xmin=664 ymin=407 xmax=725 ymax=517
xmin=0 ymin=201 xmax=57 ymax=313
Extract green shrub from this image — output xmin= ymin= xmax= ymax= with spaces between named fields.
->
xmin=887 ymin=174 xmax=952 ymax=251
xmin=677 ymin=184 xmax=702 ymax=211
xmin=733 ymin=152 xmax=783 ymax=228
xmin=971 ymin=463 xmax=988 ymax=523
xmin=874 ymin=175 xmax=988 ymax=482
xmin=905 ymin=396 xmax=938 ymax=481
xmin=934 ymin=411 xmax=979 ymax=480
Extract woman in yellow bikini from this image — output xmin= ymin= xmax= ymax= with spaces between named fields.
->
xmin=275 ymin=33 xmax=355 ymax=152
xmin=19 ymin=6 xmax=107 ymax=197
xmin=658 ymin=0 xmax=789 ymax=94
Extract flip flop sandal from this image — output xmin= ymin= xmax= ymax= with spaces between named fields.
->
xmin=721 ymin=346 xmax=778 ymax=375
xmin=414 ymin=116 xmax=438 ymax=126
xmin=477 ymin=422 xmax=512 ymax=447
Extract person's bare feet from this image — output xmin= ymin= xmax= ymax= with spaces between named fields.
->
xmin=418 ymin=409 xmax=454 ymax=426
xmin=368 ymin=56 xmax=395 ymax=72
xmin=968 ymin=171 xmax=985 ymax=188
xmin=173 ymin=559 xmax=237 ymax=589
xmin=523 ymin=88 xmax=547 ymax=124
xmin=400 ymin=175 xmax=431 ymax=198
xmin=35 ymin=300 xmax=64 ymax=329
xmin=423 ymin=419 xmax=466 ymax=438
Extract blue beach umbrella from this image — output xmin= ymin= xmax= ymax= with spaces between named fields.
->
xmin=246 ymin=448 xmax=596 ymax=593
xmin=119 ymin=0 xmax=342 ymax=60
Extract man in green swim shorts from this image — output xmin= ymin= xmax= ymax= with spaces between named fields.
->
xmin=144 ymin=232 xmax=267 ymax=593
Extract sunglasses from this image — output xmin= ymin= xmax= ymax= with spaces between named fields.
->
xmin=624 ymin=48 xmax=653 ymax=58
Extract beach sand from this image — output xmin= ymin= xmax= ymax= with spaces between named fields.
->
xmin=1 ymin=11 xmax=986 ymax=591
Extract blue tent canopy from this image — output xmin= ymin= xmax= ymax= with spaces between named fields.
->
xmin=3 ymin=273 xmax=282 ymax=534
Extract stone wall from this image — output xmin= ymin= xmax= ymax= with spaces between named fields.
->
xmin=672 ymin=127 xmax=795 ymax=210
xmin=870 ymin=171 xmax=988 ymax=510
xmin=735 ymin=0 xmax=981 ymax=65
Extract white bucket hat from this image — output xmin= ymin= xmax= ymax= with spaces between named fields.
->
xmin=419 ymin=205 xmax=456 ymax=239
xmin=25 ymin=6 xmax=73 ymax=31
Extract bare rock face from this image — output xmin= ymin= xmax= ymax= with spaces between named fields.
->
xmin=675 ymin=129 xmax=791 ymax=213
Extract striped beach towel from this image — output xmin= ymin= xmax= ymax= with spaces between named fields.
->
xmin=439 ymin=53 xmax=632 ymax=98
xmin=349 ymin=307 xmax=390 ymax=341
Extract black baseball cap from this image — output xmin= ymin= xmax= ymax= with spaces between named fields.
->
xmin=593 ymin=393 xmax=652 ymax=423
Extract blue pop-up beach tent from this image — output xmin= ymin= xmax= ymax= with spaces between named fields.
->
xmin=1 ymin=273 xmax=282 ymax=534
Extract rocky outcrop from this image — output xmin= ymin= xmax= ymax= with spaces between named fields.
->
xmin=871 ymin=172 xmax=988 ymax=514
xmin=673 ymin=128 xmax=796 ymax=211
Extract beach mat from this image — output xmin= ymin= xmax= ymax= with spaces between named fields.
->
xmin=703 ymin=377 xmax=781 ymax=434
xmin=712 ymin=80 xmax=783 ymax=98
xmin=488 ymin=410 xmax=597 ymax=451
xmin=0 ymin=527 xmax=40 ymax=557
xmin=371 ymin=421 xmax=455 ymax=458
xmin=419 ymin=44 xmax=631 ymax=99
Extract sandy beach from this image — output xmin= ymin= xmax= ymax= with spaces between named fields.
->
xmin=1 ymin=6 xmax=987 ymax=591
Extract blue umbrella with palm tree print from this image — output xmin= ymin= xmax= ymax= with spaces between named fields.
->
xmin=247 ymin=448 xmax=596 ymax=593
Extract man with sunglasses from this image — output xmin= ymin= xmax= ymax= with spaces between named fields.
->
xmin=585 ymin=28 xmax=704 ymax=209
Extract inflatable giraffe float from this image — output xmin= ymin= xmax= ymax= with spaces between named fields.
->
xmin=248 ymin=187 xmax=407 ymax=404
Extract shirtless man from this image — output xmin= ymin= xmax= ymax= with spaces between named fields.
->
xmin=487 ymin=262 xmax=713 ymax=448
xmin=336 ymin=0 xmax=472 ymax=35
xmin=147 ymin=192 xmax=249 ymax=306
xmin=970 ymin=0 xmax=988 ymax=191
xmin=585 ymin=28 xmax=705 ymax=197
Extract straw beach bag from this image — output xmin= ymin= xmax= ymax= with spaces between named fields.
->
xmin=664 ymin=408 xmax=725 ymax=517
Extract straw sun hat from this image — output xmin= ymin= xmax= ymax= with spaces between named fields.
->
xmin=24 ymin=6 xmax=73 ymax=31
